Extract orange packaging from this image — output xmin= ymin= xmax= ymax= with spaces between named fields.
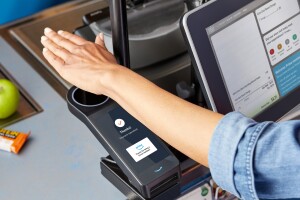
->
xmin=0 ymin=128 xmax=30 ymax=154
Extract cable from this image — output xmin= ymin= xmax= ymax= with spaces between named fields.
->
xmin=214 ymin=186 xmax=221 ymax=200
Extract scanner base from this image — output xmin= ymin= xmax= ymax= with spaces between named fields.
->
xmin=101 ymin=156 xmax=181 ymax=200
xmin=101 ymin=150 xmax=210 ymax=200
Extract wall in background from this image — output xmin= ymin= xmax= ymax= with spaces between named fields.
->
xmin=0 ymin=0 xmax=70 ymax=25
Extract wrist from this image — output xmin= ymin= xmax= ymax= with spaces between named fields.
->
xmin=98 ymin=64 xmax=130 ymax=99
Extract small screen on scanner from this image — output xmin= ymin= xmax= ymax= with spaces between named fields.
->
xmin=109 ymin=107 xmax=169 ymax=172
xmin=206 ymin=0 xmax=300 ymax=117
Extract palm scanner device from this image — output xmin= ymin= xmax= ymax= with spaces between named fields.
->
xmin=67 ymin=1 xmax=181 ymax=199
xmin=67 ymin=89 xmax=180 ymax=199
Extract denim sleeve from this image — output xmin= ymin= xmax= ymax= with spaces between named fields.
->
xmin=208 ymin=112 xmax=300 ymax=200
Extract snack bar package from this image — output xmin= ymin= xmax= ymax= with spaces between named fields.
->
xmin=0 ymin=128 xmax=30 ymax=154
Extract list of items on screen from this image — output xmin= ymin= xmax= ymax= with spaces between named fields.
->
xmin=210 ymin=0 xmax=300 ymax=117
xmin=257 ymin=0 xmax=300 ymax=97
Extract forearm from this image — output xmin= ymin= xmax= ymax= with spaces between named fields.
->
xmin=40 ymin=28 xmax=223 ymax=167
xmin=105 ymin=66 xmax=223 ymax=167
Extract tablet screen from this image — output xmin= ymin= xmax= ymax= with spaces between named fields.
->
xmin=206 ymin=0 xmax=300 ymax=117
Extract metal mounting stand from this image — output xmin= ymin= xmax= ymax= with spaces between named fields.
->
xmin=109 ymin=0 xmax=130 ymax=68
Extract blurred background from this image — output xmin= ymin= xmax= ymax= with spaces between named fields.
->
xmin=0 ymin=0 xmax=71 ymax=25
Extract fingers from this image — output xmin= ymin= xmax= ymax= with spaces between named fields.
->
xmin=44 ymin=28 xmax=77 ymax=53
xmin=42 ymin=48 xmax=64 ymax=71
xmin=57 ymin=30 xmax=88 ymax=45
xmin=41 ymin=35 xmax=71 ymax=63
xmin=95 ymin=33 xmax=107 ymax=49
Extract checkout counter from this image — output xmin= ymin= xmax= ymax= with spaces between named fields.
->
xmin=2 ymin=1 xmax=300 ymax=200
xmin=0 ymin=0 xmax=214 ymax=199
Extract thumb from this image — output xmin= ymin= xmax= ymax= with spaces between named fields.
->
xmin=95 ymin=33 xmax=107 ymax=49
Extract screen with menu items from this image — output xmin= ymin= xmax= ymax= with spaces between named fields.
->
xmin=207 ymin=0 xmax=300 ymax=118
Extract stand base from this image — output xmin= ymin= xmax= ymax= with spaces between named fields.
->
xmin=101 ymin=156 xmax=181 ymax=200
xmin=100 ymin=154 xmax=211 ymax=200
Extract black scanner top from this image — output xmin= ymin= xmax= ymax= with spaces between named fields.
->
xmin=67 ymin=87 xmax=180 ymax=199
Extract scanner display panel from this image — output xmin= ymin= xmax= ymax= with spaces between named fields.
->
xmin=108 ymin=106 xmax=169 ymax=173
xmin=207 ymin=0 xmax=300 ymax=118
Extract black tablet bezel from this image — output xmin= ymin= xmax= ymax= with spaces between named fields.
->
xmin=181 ymin=0 xmax=300 ymax=122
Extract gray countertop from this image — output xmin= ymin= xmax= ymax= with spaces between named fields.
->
xmin=0 ymin=37 xmax=124 ymax=200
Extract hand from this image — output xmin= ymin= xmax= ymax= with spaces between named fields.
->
xmin=41 ymin=27 xmax=119 ymax=95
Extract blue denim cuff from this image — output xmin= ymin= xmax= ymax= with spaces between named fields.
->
xmin=208 ymin=112 xmax=257 ymax=198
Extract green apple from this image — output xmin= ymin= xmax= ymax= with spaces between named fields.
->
xmin=0 ymin=79 xmax=20 ymax=119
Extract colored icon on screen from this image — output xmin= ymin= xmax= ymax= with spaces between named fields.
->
xmin=136 ymin=144 xmax=144 ymax=150
xmin=269 ymin=49 xmax=275 ymax=55
xmin=277 ymin=44 xmax=282 ymax=50
xmin=115 ymin=119 xmax=125 ymax=128
xmin=293 ymin=34 xmax=298 ymax=40
xmin=285 ymin=39 xmax=290 ymax=45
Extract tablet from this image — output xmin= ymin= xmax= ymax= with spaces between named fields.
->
xmin=181 ymin=0 xmax=300 ymax=121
